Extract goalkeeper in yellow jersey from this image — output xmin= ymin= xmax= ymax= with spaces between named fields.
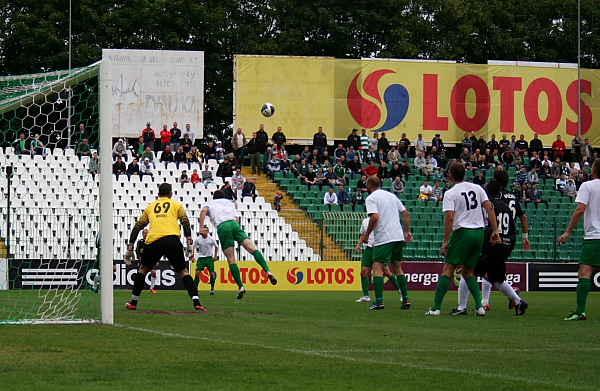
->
xmin=125 ymin=183 xmax=205 ymax=311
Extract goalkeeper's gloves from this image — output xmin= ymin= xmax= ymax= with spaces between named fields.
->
xmin=185 ymin=239 xmax=194 ymax=260
xmin=124 ymin=245 xmax=134 ymax=266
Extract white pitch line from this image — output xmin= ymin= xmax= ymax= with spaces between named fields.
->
xmin=315 ymin=347 xmax=600 ymax=354
xmin=114 ymin=323 xmax=593 ymax=390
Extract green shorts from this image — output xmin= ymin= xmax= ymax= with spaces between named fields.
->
xmin=580 ymin=239 xmax=600 ymax=266
xmin=445 ymin=228 xmax=484 ymax=267
xmin=217 ymin=220 xmax=250 ymax=251
xmin=195 ymin=256 xmax=215 ymax=274
xmin=361 ymin=247 xmax=373 ymax=268
xmin=372 ymin=241 xmax=404 ymax=266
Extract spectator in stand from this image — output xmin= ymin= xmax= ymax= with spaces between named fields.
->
xmin=241 ymin=178 xmax=257 ymax=201
xmin=565 ymin=178 xmax=578 ymax=201
xmin=180 ymin=170 xmax=190 ymax=185
xmin=387 ymin=146 xmax=400 ymax=165
xmin=475 ymin=135 xmax=486 ymax=156
xmin=303 ymin=166 xmax=317 ymax=189
xmin=512 ymin=182 xmax=523 ymax=201
xmin=75 ymin=123 xmax=89 ymax=144
xmin=551 ymin=161 xmax=561 ymax=180
xmin=296 ymin=158 xmax=310 ymax=182
xmin=279 ymin=155 xmax=291 ymax=174
xmin=378 ymin=132 xmax=390 ymax=154
xmin=398 ymin=133 xmax=411 ymax=159
xmin=487 ymin=134 xmax=499 ymax=153
xmin=469 ymin=131 xmax=478 ymax=152
xmin=389 ymin=163 xmax=402 ymax=182
xmin=571 ymin=135 xmax=583 ymax=163
xmin=552 ymin=135 xmax=566 ymax=160
xmin=529 ymin=184 xmax=549 ymax=209
xmin=370 ymin=132 xmax=379 ymax=153
xmin=461 ymin=133 xmax=472 ymax=155
xmin=527 ymin=167 xmax=539 ymax=187
xmin=556 ymin=173 xmax=567 ymax=193
xmin=141 ymin=158 xmax=153 ymax=178
xmin=357 ymin=128 xmax=370 ymax=161
xmin=315 ymin=167 xmax=327 ymax=190
xmin=471 ymin=149 xmax=486 ymax=170
xmin=141 ymin=146 xmax=156 ymax=168
xmin=434 ymin=167 xmax=445 ymax=182
xmin=256 ymin=124 xmax=269 ymax=160
xmin=377 ymin=161 xmax=390 ymax=181
xmin=333 ymin=144 xmax=346 ymax=163
xmin=473 ymin=170 xmax=486 ymax=187
xmin=575 ymin=172 xmax=588 ymax=189
xmin=499 ymin=134 xmax=510 ymax=153
xmin=501 ymin=149 xmax=515 ymax=168
xmin=187 ymin=146 xmax=202 ymax=165
xmin=392 ymin=176 xmax=405 ymax=196
xmin=400 ymin=160 xmax=413 ymax=179
xmin=313 ymin=126 xmax=328 ymax=156
xmin=485 ymin=148 xmax=496 ymax=168
xmin=184 ymin=124 xmax=195 ymax=146
xmin=76 ymin=138 xmax=91 ymax=158
xmin=459 ymin=148 xmax=471 ymax=166
xmin=365 ymin=147 xmax=376 ymax=164
xmin=126 ymin=158 xmax=140 ymax=180
xmin=181 ymin=133 xmax=193 ymax=153
xmin=333 ymin=160 xmax=347 ymax=183
xmin=442 ymin=180 xmax=452 ymax=197
xmin=509 ymin=135 xmax=517 ymax=154
xmin=160 ymin=125 xmax=171 ymax=151
xmin=581 ymin=138 xmax=594 ymax=162
xmin=351 ymin=188 xmax=366 ymax=210
xmin=540 ymin=161 xmax=552 ymax=183
xmin=267 ymin=156 xmax=281 ymax=178
xmin=520 ymin=183 xmax=532 ymax=207
xmin=376 ymin=148 xmax=387 ymax=165
xmin=247 ymin=132 xmax=260 ymax=175
xmin=422 ymin=158 xmax=434 ymax=178
xmin=560 ymin=161 xmax=571 ymax=177
xmin=429 ymin=146 xmax=440 ymax=159
xmin=529 ymin=133 xmax=543 ymax=155
xmin=432 ymin=133 xmax=445 ymax=152
xmin=201 ymin=164 xmax=216 ymax=188
xmin=325 ymin=166 xmax=343 ymax=187
xmin=515 ymin=166 xmax=528 ymax=185
xmin=356 ymin=174 xmax=367 ymax=192
xmin=88 ymin=151 xmax=100 ymax=179
xmin=529 ymin=151 xmax=543 ymax=171
xmin=215 ymin=141 xmax=225 ymax=161
xmin=221 ymin=181 xmax=236 ymax=201
xmin=134 ymin=136 xmax=145 ymax=160
xmin=414 ymin=151 xmax=426 ymax=172
xmin=232 ymin=128 xmax=247 ymax=166
xmin=300 ymin=146 xmax=312 ymax=162
xmin=29 ymin=133 xmax=46 ymax=156
xmin=272 ymin=126 xmax=286 ymax=147
xmin=217 ymin=156 xmax=233 ymax=179
xmin=437 ymin=150 xmax=448 ymax=170
xmin=346 ymin=154 xmax=361 ymax=176
xmin=142 ymin=122 xmax=155 ymax=150
xmin=190 ymin=169 xmax=201 ymax=187
xmin=273 ymin=191 xmax=283 ymax=212
xmin=322 ymin=150 xmax=332 ymax=166
xmin=231 ymin=168 xmax=245 ymax=193
xmin=363 ymin=161 xmax=379 ymax=177
xmin=418 ymin=180 xmax=433 ymax=202
xmin=515 ymin=134 xmax=528 ymax=157
xmin=174 ymin=146 xmax=188 ymax=169
xmin=170 ymin=122 xmax=181 ymax=152
xmin=414 ymin=133 xmax=427 ymax=156
xmin=431 ymin=180 xmax=444 ymax=205
xmin=337 ymin=185 xmax=351 ymax=210
xmin=323 ymin=187 xmax=338 ymax=207
xmin=112 ymin=138 xmax=128 ymax=161
xmin=203 ymin=141 xmax=217 ymax=161
xmin=346 ymin=128 xmax=360 ymax=151
xmin=160 ymin=145 xmax=174 ymax=167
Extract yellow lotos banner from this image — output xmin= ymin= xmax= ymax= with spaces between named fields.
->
xmin=235 ymin=55 xmax=600 ymax=146
xmin=191 ymin=261 xmax=360 ymax=291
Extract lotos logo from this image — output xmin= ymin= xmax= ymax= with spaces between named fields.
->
xmin=347 ymin=69 xmax=410 ymax=132
xmin=286 ymin=267 xmax=304 ymax=285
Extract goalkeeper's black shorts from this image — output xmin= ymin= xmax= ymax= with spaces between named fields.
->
xmin=141 ymin=235 xmax=186 ymax=272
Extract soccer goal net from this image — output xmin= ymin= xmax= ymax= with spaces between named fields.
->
xmin=0 ymin=62 xmax=108 ymax=324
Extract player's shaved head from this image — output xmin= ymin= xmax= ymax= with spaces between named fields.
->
xmin=493 ymin=170 xmax=509 ymax=189
xmin=213 ymin=189 xmax=226 ymax=199
xmin=158 ymin=183 xmax=172 ymax=196
xmin=366 ymin=175 xmax=381 ymax=191
xmin=485 ymin=180 xmax=501 ymax=198
xmin=448 ymin=162 xmax=466 ymax=182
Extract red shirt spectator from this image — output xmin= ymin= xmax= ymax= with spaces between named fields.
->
xmin=190 ymin=169 xmax=201 ymax=185
xmin=363 ymin=162 xmax=379 ymax=177
xmin=160 ymin=126 xmax=171 ymax=147
xmin=552 ymin=135 xmax=566 ymax=159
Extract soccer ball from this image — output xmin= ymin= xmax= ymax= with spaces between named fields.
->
xmin=261 ymin=103 xmax=275 ymax=117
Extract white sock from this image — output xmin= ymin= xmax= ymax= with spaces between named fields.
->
xmin=494 ymin=281 xmax=521 ymax=303
xmin=150 ymin=276 xmax=156 ymax=290
xmin=92 ymin=273 xmax=101 ymax=290
xmin=457 ymin=278 xmax=469 ymax=311
xmin=482 ymin=279 xmax=493 ymax=305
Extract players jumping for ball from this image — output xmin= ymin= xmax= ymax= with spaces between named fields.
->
xmin=199 ymin=189 xmax=277 ymax=299
xmin=427 ymin=162 xmax=500 ymax=316
xmin=453 ymin=180 xmax=528 ymax=316
xmin=125 ymin=183 xmax=205 ymax=311
xmin=362 ymin=175 xmax=412 ymax=310
xmin=557 ymin=158 xmax=600 ymax=321
xmin=192 ymin=226 xmax=219 ymax=295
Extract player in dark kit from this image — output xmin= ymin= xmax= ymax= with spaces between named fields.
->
xmin=125 ymin=183 xmax=205 ymax=311
xmin=453 ymin=181 xmax=528 ymax=315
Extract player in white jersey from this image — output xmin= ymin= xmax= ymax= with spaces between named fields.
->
xmin=199 ymin=189 xmax=277 ymax=299
xmin=362 ymin=175 xmax=412 ymax=310
xmin=557 ymin=158 xmax=600 ymax=320
xmin=192 ymin=226 xmax=219 ymax=295
xmin=355 ymin=217 xmax=402 ymax=303
xmin=426 ymin=162 xmax=499 ymax=316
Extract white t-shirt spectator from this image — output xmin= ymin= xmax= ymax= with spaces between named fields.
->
xmin=576 ymin=179 xmax=600 ymax=239
xmin=442 ymin=182 xmax=488 ymax=231
xmin=420 ymin=184 xmax=433 ymax=195
xmin=324 ymin=192 xmax=338 ymax=204
xmin=365 ymin=189 xmax=406 ymax=246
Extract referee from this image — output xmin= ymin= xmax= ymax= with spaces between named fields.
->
xmin=125 ymin=183 xmax=205 ymax=311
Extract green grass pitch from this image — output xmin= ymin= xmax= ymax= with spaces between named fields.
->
xmin=1 ymin=290 xmax=598 ymax=391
